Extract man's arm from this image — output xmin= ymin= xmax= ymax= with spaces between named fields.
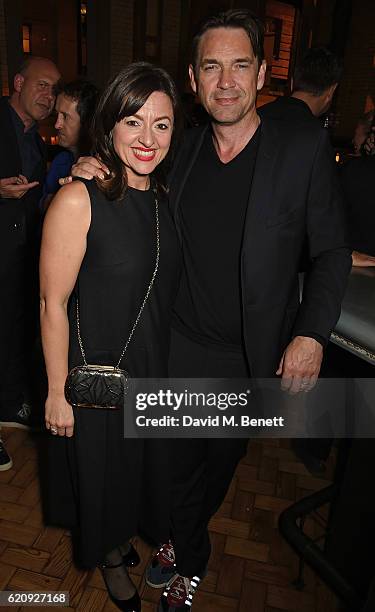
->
xmin=292 ymin=129 xmax=352 ymax=340
xmin=278 ymin=130 xmax=351 ymax=392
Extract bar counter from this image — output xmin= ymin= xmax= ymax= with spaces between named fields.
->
xmin=331 ymin=266 xmax=375 ymax=365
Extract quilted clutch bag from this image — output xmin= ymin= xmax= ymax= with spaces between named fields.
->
xmin=65 ymin=364 xmax=129 ymax=409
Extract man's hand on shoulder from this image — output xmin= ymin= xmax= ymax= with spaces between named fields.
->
xmin=276 ymin=335 xmax=323 ymax=394
xmin=58 ymin=156 xmax=110 ymax=185
xmin=0 ymin=175 xmax=39 ymax=199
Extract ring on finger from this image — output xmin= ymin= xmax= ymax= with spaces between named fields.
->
xmin=50 ymin=427 xmax=58 ymax=435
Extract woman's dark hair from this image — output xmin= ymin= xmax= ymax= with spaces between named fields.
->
xmin=91 ymin=62 xmax=182 ymax=200
xmin=59 ymin=80 xmax=99 ymax=156
xmin=191 ymin=9 xmax=265 ymax=75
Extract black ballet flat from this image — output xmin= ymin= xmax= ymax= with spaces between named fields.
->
xmin=122 ymin=543 xmax=140 ymax=568
xmin=99 ymin=560 xmax=141 ymax=612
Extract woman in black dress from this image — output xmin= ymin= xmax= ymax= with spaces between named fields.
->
xmin=39 ymin=63 xmax=181 ymax=612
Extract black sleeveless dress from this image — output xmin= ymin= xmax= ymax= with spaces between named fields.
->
xmin=47 ymin=180 xmax=180 ymax=568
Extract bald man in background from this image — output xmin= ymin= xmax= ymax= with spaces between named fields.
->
xmin=0 ymin=57 xmax=61 ymax=443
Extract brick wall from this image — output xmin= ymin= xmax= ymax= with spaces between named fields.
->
xmin=161 ymin=0 xmax=182 ymax=80
xmin=0 ymin=0 xmax=9 ymax=95
xmin=110 ymin=0 xmax=134 ymax=77
xmin=266 ymin=0 xmax=296 ymax=82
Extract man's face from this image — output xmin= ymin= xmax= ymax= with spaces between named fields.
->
xmin=189 ymin=27 xmax=266 ymax=126
xmin=15 ymin=59 xmax=61 ymax=122
xmin=54 ymin=94 xmax=81 ymax=149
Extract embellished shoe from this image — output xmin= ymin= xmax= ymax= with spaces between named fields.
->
xmin=146 ymin=541 xmax=177 ymax=588
xmin=158 ymin=574 xmax=201 ymax=610
xmin=99 ymin=560 xmax=141 ymax=612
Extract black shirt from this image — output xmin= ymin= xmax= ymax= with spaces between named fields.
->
xmin=173 ymin=125 xmax=260 ymax=350
xmin=8 ymin=100 xmax=42 ymax=180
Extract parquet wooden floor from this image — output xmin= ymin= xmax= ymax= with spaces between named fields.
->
xmin=0 ymin=429 xmax=340 ymax=612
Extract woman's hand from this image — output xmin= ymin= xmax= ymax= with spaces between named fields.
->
xmin=45 ymin=392 xmax=75 ymax=437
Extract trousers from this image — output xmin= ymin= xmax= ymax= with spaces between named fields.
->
xmin=168 ymin=327 xmax=249 ymax=576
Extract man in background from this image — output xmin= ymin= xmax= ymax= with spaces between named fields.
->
xmin=0 ymin=57 xmax=61 ymax=447
xmin=260 ymin=46 xmax=342 ymax=123
xmin=41 ymin=79 xmax=98 ymax=209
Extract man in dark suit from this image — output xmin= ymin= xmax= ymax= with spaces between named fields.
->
xmin=0 ymin=57 xmax=61 ymax=434
xmin=150 ymin=11 xmax=350 ymax=611
xmin=69 ymin=12 xmax=350 ymax=609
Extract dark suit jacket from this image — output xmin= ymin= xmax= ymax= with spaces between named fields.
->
xmin=259 ymin=97 xmax=327 ymax=275
xmin=259 ymin=96 xmax=317 ymax=124
xmin=0 ymin=97 xmax=46 ymax=271
xmin=168 ymin=117 xmax=351 ymax=377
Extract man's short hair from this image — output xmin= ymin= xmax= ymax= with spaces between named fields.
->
xmin=191 ymin=9 xmax=265 ymax=74
xmin=293 ymin=47 xmax=343 ymax=96
xmin=59 ymin=80 xmax=99 ymax=130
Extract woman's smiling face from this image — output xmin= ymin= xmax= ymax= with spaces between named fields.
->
xmin=112 ymin=90 xmax=174 ymax=189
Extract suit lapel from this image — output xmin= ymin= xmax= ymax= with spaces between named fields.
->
xmin=243 ymin=117 xmax=280 ymax=234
